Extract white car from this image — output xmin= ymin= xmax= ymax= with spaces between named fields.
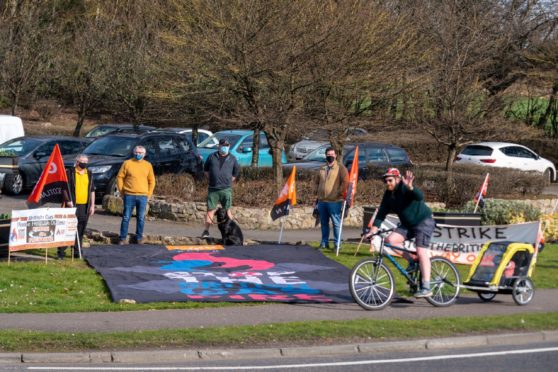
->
xmin=455 ymin=142 xmax=556 ymax=182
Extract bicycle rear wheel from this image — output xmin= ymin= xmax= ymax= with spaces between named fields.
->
xmin=349 ymin=259 xmax=394 ymax=310
xmin=426 ymin=257 xmax=461 ymax=307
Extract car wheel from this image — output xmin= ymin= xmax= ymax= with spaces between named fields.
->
xmin=543 ymin=168 xmax=554 ymax=184
xmin=180 ymin=173 xmax=196 ymax=195
xmin=3 ymin=173 xmax=24 ymax=195
xmin=106 ymin=177 xmax=121 ymax=198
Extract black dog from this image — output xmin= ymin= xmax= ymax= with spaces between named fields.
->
xmin=215 ymin=208 xmax=244 ymax=246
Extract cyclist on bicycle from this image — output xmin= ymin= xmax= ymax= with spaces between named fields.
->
xmin=365 ymin=168 xmax=436 ymax=298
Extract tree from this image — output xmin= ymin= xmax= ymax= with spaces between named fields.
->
xmin=0 ymin=1 xmax=59 ymax=115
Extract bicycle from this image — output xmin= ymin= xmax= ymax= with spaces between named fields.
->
xmin=349 ymin=228 xmax=461 ymax=310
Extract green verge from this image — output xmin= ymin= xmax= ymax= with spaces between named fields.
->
xmin=0 ymin=312 xmax=556 ymax=352
xmin=1 ymin=243 xmax=556 ymax=313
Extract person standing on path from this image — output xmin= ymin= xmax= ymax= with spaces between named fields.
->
xmin=366 ymin=168 xmax=435 ymax=298
xmin=201 ymin=138 xmax=240 ymax=238
xmin=315 ymin=146 xmax=349 ymax=249
xmin=117 ymin=145 xmax=155 ymax=245
xmin=57 ymin=154 xmax=95 ymax=259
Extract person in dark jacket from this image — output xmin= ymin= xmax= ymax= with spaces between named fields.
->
xmin=201 ymin=138 xmax=240 ymax=238
xmin=366 ymin=168 xmax=436 ymax=298
xmin=57 ymin=154 xmax=95 ymax=259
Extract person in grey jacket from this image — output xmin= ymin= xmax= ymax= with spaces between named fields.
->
xmin=201 ymin=138 xmax=240 ymax=238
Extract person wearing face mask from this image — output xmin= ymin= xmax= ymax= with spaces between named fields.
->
xmin=57 ymin=154 xmax=96 ymax=259
xmin=116 ymin=145 xmax=155 ymax=245
xmin=201 ymin=138 xmax=240 ymax=239
xmin=315 ymin=147 xmax=349 ymax=250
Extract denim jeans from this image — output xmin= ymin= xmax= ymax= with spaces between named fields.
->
xmin=317 ymin=200 xmax=343 ymax=247
xmin=119 ymin=194 xmax=148 ymax=241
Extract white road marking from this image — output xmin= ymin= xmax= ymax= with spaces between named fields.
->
xmin=26 ymin=345 xmax=558 ymax=370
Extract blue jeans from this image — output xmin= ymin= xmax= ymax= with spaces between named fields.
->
xmin=119 ymin=195 xmax=148 ymax=241
xmin=317 ymin=201 xmax=342 ymax=247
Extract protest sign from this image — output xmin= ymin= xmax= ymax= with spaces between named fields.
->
xmin=9 ymin=208 xmax=78 ymax=252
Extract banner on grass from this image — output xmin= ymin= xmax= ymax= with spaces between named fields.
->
xmin=9 ymin=208 xmax=77 ymax=251
xmin=374 ymin=215 xmax=540 ymax=265
xmin=84 ymin=244 xmax=352 ymax=304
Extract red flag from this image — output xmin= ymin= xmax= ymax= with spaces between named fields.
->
xmin=27 ymin=144 xmax=69 ymax=206
xmin=344 ymin=146 xmax=359 ymax=207
xmin=270 ymin=166 xmax=297 ymax=221
xmin=473 ymin=173 xmax=490 ymax=208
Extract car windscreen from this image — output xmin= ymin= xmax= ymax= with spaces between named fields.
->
xmin=386 ymin=148 xmax=408 ymax=162
xmin=198 ymin=133 xmax=242 ymax=149
xmin=83 ymin=136 xmax=138 ymax=157
xmin=461 ymin=145 xmax=493 ymax=156
xmin=304 ymin=146 xmax=328 ymax=161
xmin=85 ymin=126 xmax=117 ymax=138
xmin=0 ymin=138 xmax=41 ymax=157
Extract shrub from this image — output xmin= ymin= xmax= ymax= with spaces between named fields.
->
xmin=154 ymin=163 xmax=546 ymax=208
xmin=541 ymin=213 xmax=558 ymax=243
xmin=463 ymin=199 xmax=542 ymax=225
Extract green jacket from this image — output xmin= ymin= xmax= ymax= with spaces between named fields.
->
xmin=373 ymin=182 xmax=432 ymax=229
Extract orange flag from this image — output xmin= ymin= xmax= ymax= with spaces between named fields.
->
xmin=474 ymin=173 xmax=490 ymax=208
xmin=344 ymin=146 xmax=359 ymax=207
xmin=270 ymin=166 xmax=297 ymax=221
xmin=27 ymin=144 xmax=69 ymax=206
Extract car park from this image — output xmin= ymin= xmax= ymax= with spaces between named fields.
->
xmin=455 ymin=142 xmax=556 ymax=182
xmin=283 ymin=142 xmax=412 ymax=179
xmin=0 ymin=136 xmax=89 ymax=195
xmin=197 ymin=130 xmax=287 ymax=167
xmin=84 ymin=124 xmax=156 ymax=138
xmin=74 ymin=131 xmax=203 ymax=199
xmin=167 ymin=128 xmax=214 ymax=145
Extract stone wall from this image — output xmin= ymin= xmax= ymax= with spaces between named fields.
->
xmin=103 ymin=195 xmax=557 ymax=231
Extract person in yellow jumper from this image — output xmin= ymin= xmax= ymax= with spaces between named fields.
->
xmin=315 ymin=146 xmax=349 ymax=249
xmin=57 ymin=154 xmax=96 ymax=259
xmin=117 ymin=145 xmax=155 ymax=245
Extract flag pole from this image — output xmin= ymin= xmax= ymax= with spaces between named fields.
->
xmin=278 ymin=216 xmax=285 ymax=244
xmin=336 ymin=201 xmax=347 ymax=256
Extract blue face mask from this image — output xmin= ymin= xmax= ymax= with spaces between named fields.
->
xmin=135 ymin=153 xmax=144 ymax=161
xmin=219 ymin=146 xmax=230 ymax=155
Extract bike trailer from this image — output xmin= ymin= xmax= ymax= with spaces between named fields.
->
xmin=462 ymin=241 xmax=537 ymax=305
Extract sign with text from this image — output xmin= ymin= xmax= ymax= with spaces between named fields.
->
xmin=375 ymin=215 xmax=540 ymax=264
xmin=9 ymin=208 xmax=78 ymax=251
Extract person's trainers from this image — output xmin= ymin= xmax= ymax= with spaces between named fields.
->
xmin=201 ymin=230 xmax=210 ymax=239
xmin=318 ymin=244 xmax=330 ymax=250
xmin=137 ymin=239 xmax=144 ymax=245
xmin=415 ymin=288 xmax=433 ymax=298
xmin=118 ymin=240 xmax=126 ymax=245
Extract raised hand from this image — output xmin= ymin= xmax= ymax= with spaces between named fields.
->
xmin=402 ymin=170 xmax=414 ymax=189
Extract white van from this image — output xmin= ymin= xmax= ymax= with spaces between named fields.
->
xmin=0 ymin=115 xmax=25 ymax=145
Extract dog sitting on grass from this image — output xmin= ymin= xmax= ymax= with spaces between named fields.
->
xmin=215 ymin=208 xmax=244 ymax=246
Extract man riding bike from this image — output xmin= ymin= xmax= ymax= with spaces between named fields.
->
xmin=366 ymin=168 xmax=436 ymax=298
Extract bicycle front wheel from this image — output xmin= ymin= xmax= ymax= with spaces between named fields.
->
xmin=426 ymin=257 xmax=461 ymax=307
xmin=349 ymin=259 xmax=394 ymax=310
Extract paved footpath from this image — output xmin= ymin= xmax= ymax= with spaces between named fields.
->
xmin=1 ymin=289 xmax=557 ymax=333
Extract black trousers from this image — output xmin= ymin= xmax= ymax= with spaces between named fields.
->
xmin=57 ymin=204 xmax=89 ymax=258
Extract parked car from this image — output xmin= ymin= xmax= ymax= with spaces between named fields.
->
xmin=288 ymin=127 xmax=368 ymax=161
xmin=0 ymin=115 xmax=24 ymax=145
xmin=167 ymin=128 xmax=214 ymax=146
xmin=283 ymin=142 xmax=412 ymax=179
xmin=197 ymin=130 xmax=287 ymax=167
xmin=0 ymin=136 xmax=89 ymax=195
xmin=455 ymin=142 xmax=556 ymax=182
xmin=84 ymin=124 xmax=156 ymax=138
xmin=72 ymin=131 xmax=203 ymax=199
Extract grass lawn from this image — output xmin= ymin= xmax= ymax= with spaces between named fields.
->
xmin=0 ymin=312 xmax=557 ymax=352
xmin=1 ymin=243 xmax=556 ymax=313
xmin=0 ymin=242 xmax=556 ymax=351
